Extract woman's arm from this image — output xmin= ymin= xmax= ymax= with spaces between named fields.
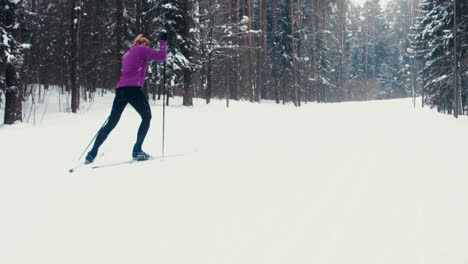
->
xmin=143 ymin=40 xmax=167 ymax=62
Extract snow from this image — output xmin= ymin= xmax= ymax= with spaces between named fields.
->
xmin=162 ymin=3 xmax=178 ymax=11
xmin=432 ymin=74 xmax=448 ymax=84
xmin=241 ymin=16 xmax=250 ymax=24
xmin=173 ymin=52 xmax=190 ymax=68
xmin=2 ymin=33 xmax=10 ymax=46
xmin=1 ymin=89 xmax=468 ymax=264
xmin=20 ymin=43 xmax=31 ymax=49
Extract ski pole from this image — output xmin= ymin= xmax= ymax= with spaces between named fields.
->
xmin=162 ymin=60 xmax=166 ymax=160
xmin=78 ymin=117 xmax=109 ymax=161
xmin=161 ymin=8 xmax=167 ymax=160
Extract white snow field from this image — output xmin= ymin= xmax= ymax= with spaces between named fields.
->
xmin=1 ymin=90 xmax=467 ymax=264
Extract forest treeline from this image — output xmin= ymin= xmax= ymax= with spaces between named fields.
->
xmin=0 ymin=0 xmax=466 ymax=124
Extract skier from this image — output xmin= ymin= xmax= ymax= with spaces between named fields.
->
xmin=85 ymin=33 xmax=168 ymax=163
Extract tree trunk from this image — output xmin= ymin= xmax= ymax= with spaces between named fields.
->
xmin=115 ymin=0 xmax=124 ymax=84
xmin=3 ymin=0 xmax=22 ymax=124
xmin=70 ymin=0 xmax=81 ymax=113
xmin=290 ymin=0 xmax=297 ymax=106
xmin=338 ymin=0 xmax=346 ymax=102
xmin=4 ymin=65 xmax=22 ymax=124
xmin=262 ymin=0 xmax=267 ymax=99
xmin=453 ymin=0 xmax=460 ymax=117
xmin=272 ymin=0 xmax=280 ymax=104
xmin=256 ymin=0 xmax=264 ymax=102
xmin=206 ymin=3 xmax=214 ymax=104
xmin=227 ymin=0 xmax=233 ymax=105
xmin=206 ymin=52 xmax=212 ymax=104
xmin=136 ymin=0 xmax=142 ymax=33
xmin=365 ymin=4 xmax=369 ymax=94
xmin=297 ymin=0 xmax=302 ymax=106
xmin=182 ymin=0 xmax=193 ymax=106
xmin=314 ymin=0 xmax=319 ymax=102
xmin=234 ymin=0 xmax=240 ymax=100
xmin=183 ymin=69 xmax=193 ymax=106
xmin=246 ymin=0 xmax=254 ymax=102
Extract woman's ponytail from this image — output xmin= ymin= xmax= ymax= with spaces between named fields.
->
xmin=132 ymin=34 xmax=149 ymax=46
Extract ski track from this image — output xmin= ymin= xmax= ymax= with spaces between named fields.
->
xmin=1 ymin=94 xmax=467 ymax=264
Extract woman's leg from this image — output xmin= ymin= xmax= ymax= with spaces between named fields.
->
xmin=128 ymin=89 xmax=152 ymax=152
xmin=89 ymin=89 xmax=128 ymax=156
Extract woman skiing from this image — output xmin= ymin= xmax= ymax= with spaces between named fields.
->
xmin=85 ymin=33 xmax=167 ymax=163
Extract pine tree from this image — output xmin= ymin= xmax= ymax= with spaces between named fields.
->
xmin=315 ymin=30 xmax=334 ymax=102
xmin=1 ymin=0 xmax=25 ymax=124
xmin=274 ymin=0 xmax=293 ymax=104
xmin=199 ymin=0 xmax=230 ymax=104
xmin=413 ymin=0 xmax=466 ymax=113
xmin=70 ymin=0 xmax=82 ymax=113
xmin=377 ymin=0 xmax=412 ymax=99
xmin=363 ymin=0 xmax=384 ymax=86
xmin=153 ymin=0 xmax=201 ymax=106
xmin=459 ymin=0 xmax=468 ymax=111
xmin=266 ymin=0 xmax=281 ymax=103
xmin=346 ymin=3 xmax=366 ymax=100
xmin=330 ymin=0 xmax=351 ymax=102
xmin=79 ymin=0 xmax=115 ymax=96
xmin=33 ymin=0 xmax=69 ymax=89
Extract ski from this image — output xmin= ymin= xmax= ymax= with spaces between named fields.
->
xmin=69 ymin=162 xmax=88 ymax=173
xmin=68 ymin=153 xmax=105 ymax=173
xmin=91 ymin=156 xmax=159 ymax=169
xmin=69 ymin=153 xmax=184 ymax=173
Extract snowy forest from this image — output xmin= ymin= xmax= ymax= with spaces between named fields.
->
xmin=2 ymin=1 xmax=468 ymax=261
xmin=0 ymin=0 xmax=467 ymax=124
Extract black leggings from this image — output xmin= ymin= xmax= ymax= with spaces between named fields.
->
xmin=91 ymin=86 xmax=152 ymax=154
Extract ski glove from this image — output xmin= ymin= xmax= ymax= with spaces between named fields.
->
xmin=160 ymin=32 xmax=168 ymax=41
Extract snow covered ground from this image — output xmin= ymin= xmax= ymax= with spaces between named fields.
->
xmin=1 ymin=90 xmax=467 ymax=264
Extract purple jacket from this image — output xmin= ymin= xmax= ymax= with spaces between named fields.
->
xmin=116 ymin=40 xmax=167 ymax=88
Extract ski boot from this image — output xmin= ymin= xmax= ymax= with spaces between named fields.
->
xmin=132 ymin=150 xmax=151 ymax=161
xmin=85 ymin=150 xmax=97 ymax=164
